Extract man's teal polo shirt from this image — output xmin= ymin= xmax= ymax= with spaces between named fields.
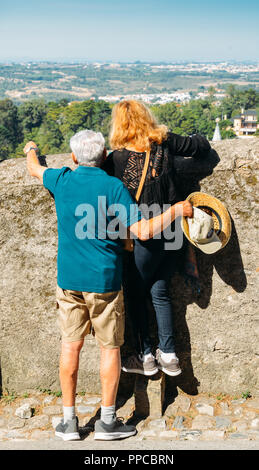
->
xmin=43 ymin=165 xmax=142 ymax=293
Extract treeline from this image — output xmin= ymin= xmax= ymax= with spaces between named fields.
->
xmin=0 ymin=86 xmax=258 ymax=160
xmin=0 ymin=99 xmax=111 ymax=160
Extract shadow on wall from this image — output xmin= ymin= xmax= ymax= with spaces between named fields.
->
xmin=0 ymin=361 xmax=2 ymax=397
xmin=167 ymin=217 xmax=247 ymax=402
xmin=118 ymin=148 xmax=247 ymax=407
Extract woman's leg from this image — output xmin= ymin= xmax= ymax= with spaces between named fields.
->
xmin=150 ymin=277 xmax=175 ymax=353
xmin=149 ymin=250 xmax=182 ymax=375
xmin=123 ymin=239 xmax=178 ymax=357
xmin=132 ymin=239 xmax=167 ymax=355
xmin=149 ymin=245 xmax=180 ymax=353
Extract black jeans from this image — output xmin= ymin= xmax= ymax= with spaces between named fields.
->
xmin=123 ymin=237 xmax=181 ymax=355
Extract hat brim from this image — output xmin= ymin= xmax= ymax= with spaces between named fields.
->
xmin=193 ymin=231 xmax=222 ymax=254
xmin=181 ymin=192 xmax=232 ymax=254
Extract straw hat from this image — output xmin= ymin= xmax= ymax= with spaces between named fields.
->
xmin=181 ymin=192 xmax=232 ymax=254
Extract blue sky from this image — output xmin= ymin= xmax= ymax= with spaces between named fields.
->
xmin=1 ymin=0 xmax=259 ymax=62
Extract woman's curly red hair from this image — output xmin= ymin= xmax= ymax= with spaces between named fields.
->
xmin=109 ymin=100 xmax=168 ymax=150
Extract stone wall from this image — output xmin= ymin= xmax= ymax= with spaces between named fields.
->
xmin=0 ymin=138 xmax=258 ymax=397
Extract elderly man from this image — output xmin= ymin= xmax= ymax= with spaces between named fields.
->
xmin=24 ymin=130 xmax=192 ymax=441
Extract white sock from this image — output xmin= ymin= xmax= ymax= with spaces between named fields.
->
xmin=63 ymin=406 xmax=76 ymax=423
xmin=161 ymin=352 xmax=178 ymax=363
xmin=139 ymin=353 xmax=154 ymax=363
xmin=101 ymin=405 xmax=116 ymax=425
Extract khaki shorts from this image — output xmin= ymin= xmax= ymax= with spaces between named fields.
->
xmin=56 ymin=285 xmax=125 ymax=348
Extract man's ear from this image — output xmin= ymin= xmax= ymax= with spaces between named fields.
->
xmin=71 ymin=152 xmax=78 ymax=164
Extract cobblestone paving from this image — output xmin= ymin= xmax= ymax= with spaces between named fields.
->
xmin=0 ymin=391 xmax=259 ymax=443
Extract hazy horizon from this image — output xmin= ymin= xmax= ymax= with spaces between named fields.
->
xmin=1 ymin=59 xmax=259 ymax=65
xmin=1 ymin=0 xmax=259 ymax=63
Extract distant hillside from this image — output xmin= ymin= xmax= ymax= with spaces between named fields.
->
xmin=1 ymin=62 xmax=259 ymax=103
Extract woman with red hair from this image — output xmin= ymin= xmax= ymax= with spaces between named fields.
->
xmin=104 ymin=100 xmax=211 ymax=377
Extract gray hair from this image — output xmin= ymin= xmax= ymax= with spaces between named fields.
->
xmin=70 ymin=129 xmax=105 ymax=166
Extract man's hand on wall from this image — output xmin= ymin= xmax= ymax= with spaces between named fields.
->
xmin=23 ymin=141 xmax=39 ymax=154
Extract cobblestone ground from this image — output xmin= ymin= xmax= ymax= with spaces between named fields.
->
xmin=0 ymin=390 xmax=259 ymax=445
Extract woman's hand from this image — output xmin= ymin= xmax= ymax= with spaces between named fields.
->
xmin=175 ymin=200 xmax=193 ymax=218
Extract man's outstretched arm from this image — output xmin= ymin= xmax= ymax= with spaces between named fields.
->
xmin=129 ymin=200 xmax=193 ymax=241
xmin=24 ymin=141 xmax=46 ymax=183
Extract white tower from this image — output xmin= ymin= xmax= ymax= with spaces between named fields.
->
xmin=212 ymin=118 xmax=222 ymax=141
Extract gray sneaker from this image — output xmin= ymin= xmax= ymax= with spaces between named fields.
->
xmin=121 ymin=354 xmax=159 ymax=376
xmin=55 ymin=416 xmax=81 ymax=441
xmin=94 ymin=417 xmax=136 ymax=440
xmin=156 ymin=349 xmax=182 ymax=376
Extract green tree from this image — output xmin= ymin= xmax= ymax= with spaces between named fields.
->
xmin=59 ymin=101 xmax=94 ymax=148
xmin=36 ymin=118 xmax=64 ymax=154
xmin=91 ymin=100 xmax=112 ymax=144
xmin=208 ymin=86 xmax=216 ymax=101
xmin=151 ymin=102 xmax=182 ymax=131
xmin=18 ymin=99 xmax=47 ymax=133
xmin=59 ymin=100 xmax=112 ymax=150
xmin=219 ymin=119 xmax=236 ymax=139
xmin=240 ymin=89 xmax=258 ymax=109
xmin=0 ymin=125 xmax=13 ymax=159
xmin=0 ymin=99 xmax=21 ymax=158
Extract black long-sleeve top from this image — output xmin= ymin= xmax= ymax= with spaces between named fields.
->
xmin=103 ymin=132 xmax=211 ymax=214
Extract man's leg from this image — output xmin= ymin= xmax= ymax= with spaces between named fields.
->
xmin=100 ymin=346 xmax=121 ymax=423
xmin=55 ymin=339 xmax=83 ymax=441
xmin=59 ymin=339 xmax=84 ymax=407
xmin=89 ymin=290 xmax=136 ymax=440
xmin=94 ymin=344 xmax=136 ymax=440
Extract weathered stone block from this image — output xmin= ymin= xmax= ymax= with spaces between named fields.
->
xmin=191 ymin=415 xmax=215 ymax=430
xmin=148 ymin=418 xmax=167 ymax=430
xmin=229 ymin=432 xmax=249 ymax=439
xmin=116 ymin=396 xmax=134 ymax=418
xmin=134 ymin=373 xmax=165 ymax=418
xmin=164 ymin=402 xmax=179 ymax=417
xmin=220 ymin=402 xmax=232 ymax=416
xmin=215 ymin=416 xmax=233 ymax=429
xmin=21 ymin=398 xmax=41 ymax=407
xmin=234 ymin=420 xmax=248 ymax=432
xmin=15 ymin=404 xmax=33 ymax=419
xmin=138 ymin=429 xmax=157 ymax=439
xmin=159 ymin=430 xmax=179 ymax=440
xmin=180 ymin=430 xmax=202 ymax=440
xmin=43 ymin=396 xmax=55 ymax=405
xmin=195 ymin=403 xmax=214 ymax=416
xmin=172 ymin=416 xmax=186 ymax=429
xmin=0 ymin=417 xmax=6 ymax=428
xmin=84 ymin=397 xmax=101 ymax=405
xmin=52 ymin=416 xmax=62 ymax=429
xmin=246 ymin=399 xmax=259 ymax=410
xmin=233 ymin=406 xmax=243 ymax=418
xmin=30 ymin=430 xmax=53 ymax=440
xmin=175 ymin=395 xmax=191 ymax=413
xmin=42 ymin=405 xmax=62 ymax=416
xmin=7 ymin=417 xmax=26 ymax=430
xmin=25 ymin=415 xmax=50 ymax=430
xmin=251 ymin=418 xmax=259 ymax=430
xmin=201 ymin=430 xmax=225 ymax=440
xmin=76 ymin=405 xmax=96 ymax=414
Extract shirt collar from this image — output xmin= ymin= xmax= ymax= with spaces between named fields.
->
xmin=75 ymin=165 xmax=105 ymax=175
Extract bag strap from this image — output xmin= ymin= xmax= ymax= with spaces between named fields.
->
xmin=135 ymin=149 xmax=150 ymax=202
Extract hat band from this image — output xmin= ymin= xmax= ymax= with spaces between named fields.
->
xmin=197 ymin=205 xmax=222 ymax=235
